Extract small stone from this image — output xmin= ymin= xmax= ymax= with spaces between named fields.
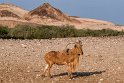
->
xmin=98 ymin=78 xmax=104 ymax=83
xmin=118 ymin=67 xmax=121 ymax=70
xmin=9 ymin=44 xmax=13 ymax=46
xmin=9 ymin=78 xmax=12 ymax=81
xmin=36 ymin=74 xmax=41 ymax=78
xmin=116 ymin=80 xmax=120 ymax=82
xmin=27 ymin=66 xmax=30 ymax=69
xmin=100 ymin=78 xmax=103 ymax=81
xmin=27 ymin=70 xmax=30 ymax=72
xmin=21 ymin=44 xmax=27 ymax=48
xmin=1 ymin=47 xmax=4 ymax=50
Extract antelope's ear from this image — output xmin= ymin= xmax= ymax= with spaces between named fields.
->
xmin=74 ymin=44 xmax=77 ymax=48
xmin=76 ymin=40 xmax=80 ymax=43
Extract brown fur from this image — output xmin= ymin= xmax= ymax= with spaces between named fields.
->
xmin=42 ymin=40 xmax=83 ymax=79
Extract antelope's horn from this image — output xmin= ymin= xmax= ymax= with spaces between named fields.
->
xmin=76 ymin=40 xmax=81 ymax=43
xmin=65 ymin=42 xmax=75 ymax=49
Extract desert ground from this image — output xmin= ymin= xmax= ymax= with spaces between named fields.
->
xmin=0 ymin=37 xmax=124 ymax=83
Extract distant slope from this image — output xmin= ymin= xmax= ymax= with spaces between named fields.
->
xmin=0 ymin=3 xmax=28 ymax=18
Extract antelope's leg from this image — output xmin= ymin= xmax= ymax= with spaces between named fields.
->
xmin=47 ymin=64 xmax=53 ymax=78
xmin=42 ymin=64 xmax=49 ymax=77
xmin=67 ymin=64 xmax=73 ymax=79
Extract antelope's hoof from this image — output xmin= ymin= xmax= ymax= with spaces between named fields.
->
xmin=69 ymin=77 xmax=74 ymax=80
xmin=68 ymin=75 xmax=73 ymax=80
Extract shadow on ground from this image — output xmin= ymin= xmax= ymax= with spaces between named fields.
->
xmin=53 ymin=71 xmax=105 ymax=78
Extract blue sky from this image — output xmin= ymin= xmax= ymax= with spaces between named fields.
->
xmin=0 ymin=0 xmax=124 ymax=24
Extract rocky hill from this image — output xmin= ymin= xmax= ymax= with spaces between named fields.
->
xmin=0 ymin=3 xmax=124 ymax=30
xmin=26 ymin=3 xmax=80 ymax=23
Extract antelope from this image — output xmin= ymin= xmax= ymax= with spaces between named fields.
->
xmin=42 ymin=40 xmax=83 ymax=79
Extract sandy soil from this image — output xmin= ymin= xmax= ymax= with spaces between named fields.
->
xmin=0 ymin=37 xmax=124 ymax=83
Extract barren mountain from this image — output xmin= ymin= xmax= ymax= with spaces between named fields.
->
xmin=26 ymin=3 xmax=80 ymax=23
xmin=0 ymin=3 xmax=124 ymax=30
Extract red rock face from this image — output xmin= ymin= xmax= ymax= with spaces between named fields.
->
xmin=0 ymin=10 xmax=20 ymax=18
xmin=28 ymin=3 xmax=80 ymax=23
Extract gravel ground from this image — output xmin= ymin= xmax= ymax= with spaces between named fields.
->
xmin=0 ymin=37 xmax=124 ymax=83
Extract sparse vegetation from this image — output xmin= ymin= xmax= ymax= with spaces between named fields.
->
xmin=0 ymin=25 xmax=124 ymax=39
xmin=0 ymin=26 xmax=9 ymax=38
